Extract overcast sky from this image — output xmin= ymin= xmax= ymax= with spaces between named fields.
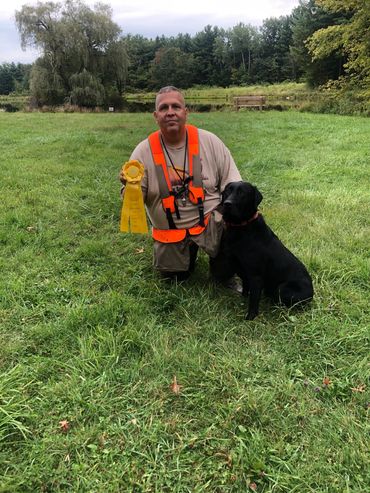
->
xmin=0 ymin=0 xmax=300 ymax=64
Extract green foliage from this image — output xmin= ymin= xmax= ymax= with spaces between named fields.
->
xmin=12 ymin=1 xmax=369 ymax=104
xmin=258 ymin=16 xmax=295 ymax=83
xmin=0 ymin=111 xmax=369 ymax=491
xmin=192 ymin=25 xmax=224 ymax=85
xmin=0 ymin=63 xmax=31 ymax=95
xmin=118 ymin=22 xmax=294 ymax=92
xmin=14 ymin=1 xmax=366 ymax=96
xmin=290 ymin=0 xmax=347 ymax=86
xmin=15 ymin=0 xmax=128 ymax=107
xmin=149 ymin=47 xmax=196 ymax=90
xmin=307 ymin=0 xmax=370 ymax=89
xmin=29 ymin=59 xmax=66 ymax=106
xmin=69 ymin=70 xmax=105 ymax=107
xmin=229 ymin=23 xmax=260 ymax=78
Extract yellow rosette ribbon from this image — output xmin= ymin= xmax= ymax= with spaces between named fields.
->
xmin=120 ymin=160 xmax=148 ymax=234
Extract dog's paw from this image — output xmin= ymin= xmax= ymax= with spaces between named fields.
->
xmin=245 ymin=311 xmax=258 ymax=321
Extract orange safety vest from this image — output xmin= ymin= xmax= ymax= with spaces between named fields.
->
xmin=149 ymin=124 xmax=207 ymax=243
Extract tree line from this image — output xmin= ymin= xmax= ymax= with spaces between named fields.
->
xmin=1 ymin=0 xmax=368 ymax=107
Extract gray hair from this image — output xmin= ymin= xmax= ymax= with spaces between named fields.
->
xmin=155 ymin=86 xmax=185 ymax=109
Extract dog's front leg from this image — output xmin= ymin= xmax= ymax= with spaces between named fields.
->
xmin=246 ymin=276 xmax=263 ymax=320
xmin=241 ymin=277 xmax=249 ymax=297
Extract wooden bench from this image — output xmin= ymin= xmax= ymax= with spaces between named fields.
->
xmin=234 ymin=95 xmax=266 ymax=111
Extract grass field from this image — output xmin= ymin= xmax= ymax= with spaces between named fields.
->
xmin=0 ymin=110 xmax=369 ymax=492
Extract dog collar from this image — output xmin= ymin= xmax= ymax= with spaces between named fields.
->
xmin=225 ymin=211 xmax=259 ymax=228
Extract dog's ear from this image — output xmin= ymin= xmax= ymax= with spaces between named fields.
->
xmin=254 ymin=186 xmax=263 ymax=207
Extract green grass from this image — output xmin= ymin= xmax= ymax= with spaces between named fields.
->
xmin=128 ymin=82 xmax=309 ymax=99
xmin=0 ymin=111 xmax=369 ymax=492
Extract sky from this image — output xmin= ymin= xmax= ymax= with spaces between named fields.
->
xmin=0 ymin=0 xmax=300 ymax=64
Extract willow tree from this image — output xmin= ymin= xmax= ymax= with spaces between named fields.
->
xmin=15 ymin=0 xmax=128 ymax=106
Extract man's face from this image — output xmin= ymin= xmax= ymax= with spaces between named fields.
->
xmin=153 ymin=91 xmax=188 ymax=137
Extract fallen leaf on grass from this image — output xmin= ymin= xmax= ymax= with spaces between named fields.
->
xmin=59 ymin=420 xmax=70 ymax=432
xmin=248 ymin=482 xmax=257 ymax=491
xmin=323 ymin=377 xmax=331 ymax=386
xmin=214 ymin=451 xmax=232 ymax=468
xmin=351 ymin=384 xmax=366 ymax=393
xmin=169 ymin=375 xmax=182 ymax=395
xmin=99 ymin=433 xmax=107 ymax=447
xmin=135 ymin=247 xmax=145 ymax=254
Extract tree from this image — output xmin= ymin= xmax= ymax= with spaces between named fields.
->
xmin=0 ymin=63 xmax=31 ymax=95
xmin=15 ymin=0 xmax=128 ymax=106
xmin=192 ymin=26 xmax=222 ymax=85
xmin=306 ymin=0 xmax=370 ymax=88
xmin=229 ymin=23 xmax=260 ymax=83
xmin=0 ymin=64 xmax=16 ymax=95
xmin=150 ymin=47 xmax=196 ymax=89
xmin=258 ymin=16 xmax=294 ymax=83
xmin=290 ymin=0 xmax=347 ymax=86
xmin=123 ymin=34 xmax=157 ymax=90
xmin=69 ymin=69 xmax=105 ymax=107
xmin=212 ymin=30 xmax=232 ymax=86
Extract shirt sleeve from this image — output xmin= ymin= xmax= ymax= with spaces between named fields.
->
xmin=205 ymin=131 xmax=241 ymax=192
xmin=218 ymin=142 xmax=242 ymax=192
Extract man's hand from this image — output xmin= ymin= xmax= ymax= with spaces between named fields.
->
xmin=119 ymin=168 xmax=127 ymax=185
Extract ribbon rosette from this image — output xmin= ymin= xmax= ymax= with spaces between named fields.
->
xmin=120 ymin=160 xmax=148 ymax=234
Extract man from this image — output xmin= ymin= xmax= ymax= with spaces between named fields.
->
xmin=121 ymin=86 xmax=242 ymax=280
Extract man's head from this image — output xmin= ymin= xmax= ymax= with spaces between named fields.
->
xmin=154 ymin=86 xmax=188 ymax=144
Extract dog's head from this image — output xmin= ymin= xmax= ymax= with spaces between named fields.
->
xmin=222 ymin=181 xmax=263 ymax=223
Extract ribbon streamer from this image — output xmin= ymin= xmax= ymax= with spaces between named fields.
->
xmin=120 ymin=160 xmax=148 ymax=234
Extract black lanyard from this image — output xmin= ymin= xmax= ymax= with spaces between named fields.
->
xmin=160 ymin=131 xmax=188 ymax=186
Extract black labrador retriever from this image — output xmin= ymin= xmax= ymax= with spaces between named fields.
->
xmin=212 ymin=181 xmax=313 ymax=320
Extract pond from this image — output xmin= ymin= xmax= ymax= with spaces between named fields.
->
xmin=120 ymin=99 xmax=233 ymax=112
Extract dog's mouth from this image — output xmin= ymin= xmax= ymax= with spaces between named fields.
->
xmin=222 ymin=204 xmax=242 ymax=223
xmin=222 ymin=203 xmax=259 ymax=226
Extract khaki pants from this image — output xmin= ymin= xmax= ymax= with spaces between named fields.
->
xmin=153 ymin=209 xmax=224 ymax=273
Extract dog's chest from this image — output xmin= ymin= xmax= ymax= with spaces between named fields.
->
xmin=226 ymin=229 xmax=264 ymax=257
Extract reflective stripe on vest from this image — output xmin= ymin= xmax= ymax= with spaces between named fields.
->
xmin=148 ymin=124 xmax=206 ymax=243
xmin=152 ymin=214 xmax=210 ymax=243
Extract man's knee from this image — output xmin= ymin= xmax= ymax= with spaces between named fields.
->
xmin=153 ymin=239 xmax=198 ymax=278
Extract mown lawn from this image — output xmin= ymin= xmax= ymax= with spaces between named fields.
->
xmin=0 ymin=110 xmax=369 ymax=492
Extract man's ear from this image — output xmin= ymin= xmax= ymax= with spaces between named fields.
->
xmin=254 ymin=186 xmax=263 ymax=207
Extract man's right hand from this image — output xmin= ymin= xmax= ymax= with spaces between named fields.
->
xmin=119 ymin=168 xmax=126 ymax=185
